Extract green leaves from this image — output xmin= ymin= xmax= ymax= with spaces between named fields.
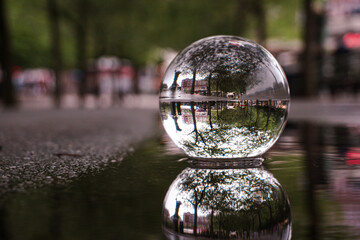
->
xmin=8 ymin=0 xmax=301 ymax=67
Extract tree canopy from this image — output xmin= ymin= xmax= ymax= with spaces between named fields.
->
xmin=6 ymin=0 xmax=302 ymax=68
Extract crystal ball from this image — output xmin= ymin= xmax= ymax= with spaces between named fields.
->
xmin=162 ymin=167 xmax=292 ymax=239
xmin=160 ymin=35 xmax=290 ymax=159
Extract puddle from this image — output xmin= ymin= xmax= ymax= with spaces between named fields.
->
xmin=1 ymin=122 xmax=360 ymax=239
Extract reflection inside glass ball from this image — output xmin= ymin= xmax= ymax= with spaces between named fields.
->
xmin=162 ymin=167 xmax=291 ymax=239
xmin=159 ymin=35 xmax=290 ymax=159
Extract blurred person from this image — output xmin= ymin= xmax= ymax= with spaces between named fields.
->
xmin=98 ymin=71 xmax=113 ymax=108
xmin=332 ymin=37 xmax=350 ymax=97
xmin=117 ymin=63 xmax=134 ymax=98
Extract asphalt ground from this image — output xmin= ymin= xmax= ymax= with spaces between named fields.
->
xmin=0 ymin=107 xmax=159 ymax=200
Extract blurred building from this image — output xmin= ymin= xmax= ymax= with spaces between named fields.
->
xmin=272 ymin=0 xmax=360 ymax=98
xmin=321 ymin=0 xmax=360 ymax=97
xmin=325 ymin=0 xmax=360 ymax=49
xmin=183 ymin=212 xmax=209 ymax=234
xmin=181 ymin=78 xmax=207 ymax=94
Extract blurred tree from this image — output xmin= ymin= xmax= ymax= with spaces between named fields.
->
xmin=5 ymin=0 xmax=303 ymax=99
xmin=0 ymin=0 xmax=16 ymax=107
xmin=237 ymin=0 xmax=268 ymax=46
xmin=47 ymin=0 xmax=62 ymax=107
xmin=252 ymin=0 xmax=267 ymax=46
xmin=301 ymin=0 xmax=323 ymax=97
xmin=61 ymin=0 xmax=91 ymax=101
xmin=10 ymin=0 xmax=51 ymax=68
xmin=75 ymin=0 xmax=89 ymax=100
xmin=301 ymin=0 xmax=315 ymax=97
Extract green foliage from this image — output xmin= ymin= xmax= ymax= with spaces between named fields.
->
xmin=7 ymin=0 xmax=302 ymax=67
xmin=9 ymin=0 xmax=51 ymax=67
xmin=267 ymin=0 xmax=302 ymax=40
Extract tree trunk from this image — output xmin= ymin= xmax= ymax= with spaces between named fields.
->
xmin=170 ymin=102 xmax=176 ymax=116
xmin=255 ymin=101 xmax=260 ymax=126
xmin=191 ymin=102 xmax=197 ymax=134
xmin=210 ymin=208 xmax=214 ymax=237
xmin=248 ymin=104 xmax=253 ymax=124
xmin=47 ymin=0 xmax=62 ymax=108
xmin=208 ymin=102 xmax=213 ymax=129
xmin=176 ymin=102 xmax=181 ymax=115
xmin=93 ymin=23 xmax=107 ymax=58
xmin=207 ymin=72 xmax=212 ymax=96
xmin=0 ymin=0 xmax=16 ymax=107
xmin=303 ymin=123 xmax=320 ymax=240
xmin=265 ymin=104 xmax=271 ymax=130
xmin=237 ymin=0 xmax=249 ymax=36
xmin=171 ymin=70 xmax=181 ymax=91
xmin=171 ymin=102 xmax=181 ymax=131
xmin=258 ymin=212 xmax=262 ymax=229
xmin=191 ymin=102 xmax=199 ymax=143
xmin=301 ymin=0 xmax=317 ymax=97
xmin=193 ymin=204 xmax=198 ymax=236
xmin=253 ymin=0 xmax=267 ymax=46
xmin=267 ymin=202 xmax=273 ymax=223
xmin=216 ymin=79 xmax=219 ymax=96
xmin=75 ymin=0 xmax=88 ymax=102
xmin=190 ymin=69 xmax=196 ymax=94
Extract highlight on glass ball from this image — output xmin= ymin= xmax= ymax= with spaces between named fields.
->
xmin=162 ymin=167 xmax=292 ymax=239
xmin=159 ymin=35 xmax=290 ymax=159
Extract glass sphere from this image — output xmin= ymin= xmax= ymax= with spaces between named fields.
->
xmin=162 ymin=167 xmax=292 ymax=239
xmin=160 ymin=35 xmax=290 ymax=159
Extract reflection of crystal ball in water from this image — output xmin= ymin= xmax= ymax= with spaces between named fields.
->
xmin=162 ymin=167 xmax=292 ymax=239
xmin=159 ymin=35 xmax=290 ymax=159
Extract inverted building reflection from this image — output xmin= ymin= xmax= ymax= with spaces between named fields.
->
xmin=162 ymin=166 xmax=292 ymax=239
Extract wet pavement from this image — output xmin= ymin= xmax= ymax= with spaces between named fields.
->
xmin=0 ymin=108 xmax=159 ymax=200
xmin=1 ymin=96 xmax=360 ymax=239
xmin=289 ymin=98 xmax=360 ymax=125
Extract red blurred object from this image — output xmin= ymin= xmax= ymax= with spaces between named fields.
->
xmin=343 ymin=33 xmax=360 ymax=48
xmin=346 ymin=148 xmax=360 ymax=164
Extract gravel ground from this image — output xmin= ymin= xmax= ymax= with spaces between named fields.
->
xmin=0 ymin=108 xmax=159 ymax=199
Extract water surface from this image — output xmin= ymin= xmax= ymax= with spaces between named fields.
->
xmin=1 ymin=122 xmax=360 ymax=240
